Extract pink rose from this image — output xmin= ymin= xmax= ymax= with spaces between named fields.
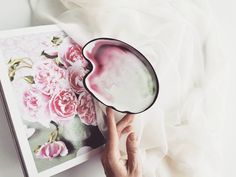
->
xmin=34 ymin=60 xmax=69 ymax=96
xmin=59 ymin=37 xmax=87 ymax=68
xmin=22 ymin=86 xmax=52 ymax=127
xmin=23 ymin=87 xmax=48 ymax=117
xmin=77 ymin=91 xmax=97 ymax=126
xmin=68 ymin=61 xmax=87 ymax=94
xmin=50 ymin=89 xmax=77 ymax=121
xmin=36 ymin=141 xmax=68 ymax=160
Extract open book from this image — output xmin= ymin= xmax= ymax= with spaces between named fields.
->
xmin=0 ymin=25 xmax=105 ymax=177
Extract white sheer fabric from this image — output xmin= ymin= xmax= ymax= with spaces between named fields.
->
xmin=31 ymin=0 xmax=228 ymax=176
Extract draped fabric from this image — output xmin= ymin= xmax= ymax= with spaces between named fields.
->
xmin=31 ymin=0 xmax=228 ymax=176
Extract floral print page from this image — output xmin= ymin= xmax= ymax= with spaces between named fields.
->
xmin=0 ymin=30 xmax=105 ymax=172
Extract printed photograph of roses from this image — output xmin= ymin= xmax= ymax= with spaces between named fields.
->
xmin=4 ymin=32 xmax=105 ymax=172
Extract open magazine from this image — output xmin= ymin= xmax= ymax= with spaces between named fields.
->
xmin=0 ymin=25 xmax=105 ymax=177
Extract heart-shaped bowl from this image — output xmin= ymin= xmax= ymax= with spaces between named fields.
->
xmin=82 ymin=38 xmax=159 ymax=114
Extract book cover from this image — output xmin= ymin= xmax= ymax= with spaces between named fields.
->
xmin=0 ymin=25 xmax=105 ymax=177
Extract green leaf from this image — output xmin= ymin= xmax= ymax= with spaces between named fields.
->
xmin=54 ymin=57 xmax=64 ymax=67
xmin=9 ymin=76 xmax=14 ymax=81
xmin=24 ymin=75 xmax=35 ymax=84
xmin=7 ymin=58 xmax=33 ymax=82
xmin=41 ymin=50 xmax=58 ymax=59
xmin=8 ymin=59 xmax=12 ymax=64
xmin=8 ymin=67 xmax=15 ymax=81
xmin=51 ymin=36 xmax=63 ymax=46
xmin=12 ymin=61 xmax=20 ymax=69
xmin=34 ymin=145 xmax=42 ymax=153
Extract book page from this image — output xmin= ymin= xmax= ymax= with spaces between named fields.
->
xmin=0 ymin=25 xmax=105 ymax=177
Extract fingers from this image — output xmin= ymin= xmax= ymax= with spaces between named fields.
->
xmin=126 ymin=132 xmax=138 ymax=172
xmin=121 ymin=125 xmax=133 ymax=135
xmin=105 ymin=107 xmax=136 ymax=160
xmin=103 ymin=108 xmax=141 ymax=177
xmin=106 ymin=107 xmax=119 ymax=153
xmin=117 ymin=114 xmax=134 ymax=137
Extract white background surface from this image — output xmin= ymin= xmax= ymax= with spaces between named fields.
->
xmin=0 ymin=0 xmax=235 ymax=177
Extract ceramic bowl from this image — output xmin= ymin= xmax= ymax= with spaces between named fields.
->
xmin=82 ymin=38 xmax=159 ymax=114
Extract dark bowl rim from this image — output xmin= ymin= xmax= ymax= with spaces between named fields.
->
xmin=81 ymin=37 xmax=159 ymax=114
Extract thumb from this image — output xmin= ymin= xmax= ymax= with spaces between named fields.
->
xmin=126 ymin=132 xmax=138 ymax=172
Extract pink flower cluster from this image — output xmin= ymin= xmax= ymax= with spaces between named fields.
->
xmin=34 ymin=59 xmax=67 ymax=96
xmin=22 ymin=37 xmax=97 ymax=126
xmin=77 ymin=91 xmax=97 ymax=126
xmin=35 ymin=141 xmax=68 ymax=160
xmin=59 ymin=37 xmax=87 ymax=68
xmin=23 ymin=87 xmax=45 ymax=117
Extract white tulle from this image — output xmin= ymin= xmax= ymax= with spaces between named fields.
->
xmin=31 ymin=0 xmax=228 ymax=176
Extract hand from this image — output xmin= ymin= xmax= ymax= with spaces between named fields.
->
xmin=101 ymin=107 xmax=142 ymax=177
